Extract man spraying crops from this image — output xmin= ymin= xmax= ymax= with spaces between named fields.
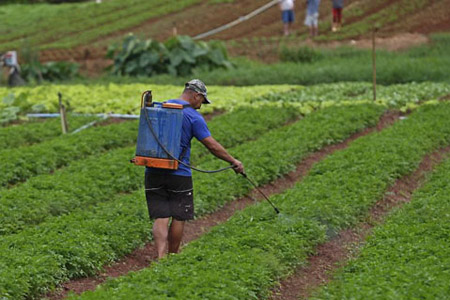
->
xmin=145 ymin=79 xmax=244 ymax=259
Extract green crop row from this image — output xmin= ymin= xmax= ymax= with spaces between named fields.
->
xmin=0 ymin=84 xmax=298 ymax=115
xmin=0 ymin=0 xmax=201 ymax=51
xmin=312 ymin=156 xmax=450 ymax=300
xmin=0 ymin=115 xmax=98 ymax=150
xmin=0 ymin=88 xmax=298 ymax=188
xmin=2 ymin=81 xmax=448 ymax=118
xmin=190 ymin=105 xmax=300 ymax=164
xmin=258 ymin=82 xmax=450 ymax=112
xmin=0 ymin=120 xmax=138 ymax=188
xmin=0 ymin=103 xmax=385 ymax=300
xmin=71 ymin=102 xmax=450 ymax=300
xmin=0 ymin=105 xmax=300 ymax=236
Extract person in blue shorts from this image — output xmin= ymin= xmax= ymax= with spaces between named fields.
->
xmin=145 ymin=79 xmax=244 ymax=259
xmin=279 ymin=0 xmax=295 ymax=36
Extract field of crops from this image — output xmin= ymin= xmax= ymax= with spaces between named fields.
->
xmin=2 ymin=0 xmax=450 ymax=297
xmin=0 ymin=0 xmax=205 ymax=51
xmin=0 ymin=81 xmax=449 ymax=300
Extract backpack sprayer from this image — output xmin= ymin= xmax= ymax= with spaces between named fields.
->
xmin=130 ymin=90 xmax=280 ymax=213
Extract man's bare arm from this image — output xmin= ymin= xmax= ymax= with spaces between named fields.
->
xmin=200 ymin=136 xmax=244 ymax=173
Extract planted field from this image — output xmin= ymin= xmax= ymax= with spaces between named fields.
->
xmin=0 ymin=115 xmax=98 ymax=149
xmin=0 ymin=102 xmax=384 ymax=299
xmin=0 ymin=84 xmax=297 ymax=115
xmin=1 ymin=81 xmax=449 ymax=300
xmin=0 ymin=0 xmax=205 ymax=51
xmin=313 ymin=154 xmax=450 ymax=299
xmin=68 ymin=102 xmax=450 ymax=299
xmin=0 ymin=104 xmax=299 ymax=235
xmin=1 ymin=82 xmax=448 ymax=119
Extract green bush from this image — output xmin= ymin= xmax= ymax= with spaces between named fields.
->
xmin=21 ymin=61 xmax=80 ymax=83
xmin=279 ymin=46 xmax=323 ymax=63
xmin=109 ymin=34 xmax=232 ymax=77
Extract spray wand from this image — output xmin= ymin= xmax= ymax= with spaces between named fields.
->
xmin=240 ymin=172 xmax=280 ymax=214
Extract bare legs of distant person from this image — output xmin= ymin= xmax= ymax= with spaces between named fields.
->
xmin=153 ymin=217 xmax=185 ymax=259
xmin=309 ymin=26 xmax=318 ymax=37
xmin=332 ymin=8 xmax=342 ymax=32
xmin=284 ymin=23 xmax=290 ymax=36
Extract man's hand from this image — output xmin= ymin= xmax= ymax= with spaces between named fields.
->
xmin=231 ymin=159 xmax=244 ymax=174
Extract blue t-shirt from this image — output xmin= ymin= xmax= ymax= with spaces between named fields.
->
xmin=307 ymin=0 xmax=321 ymax=14
xmin=146 ymin=99 xmax=211 ymax=177
xmin=332 ymin=0 xmax=343 ymax=9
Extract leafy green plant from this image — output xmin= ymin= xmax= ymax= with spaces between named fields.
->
xmin=0 ymin=103 xmax=384 ymax=299
xmin=312 ymin=156 xmax=450 ymax=300
xmin=110 ymin=34 xmax=232 ymax=77
xmin=0 ymin=115 xmax=98 ymax=149
xmin=21 ymin=61 xmax=80 ymax=83
xmin=0 ymin=83 xmax=296 ymax=115
xmin=279 ymin=46 xmax=323 ymax=63
xmin=0 ymin=104 xmax=301 ymax=235
xmin=72 ymin=102 xmax=450 ymax=300
xmin=0 ymin=119 xmax=138 ymax=189
xmin=0 ymin=92 xmax=41 ymax=124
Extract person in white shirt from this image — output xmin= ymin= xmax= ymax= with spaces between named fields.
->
xmin=279 ymin=0 xmax=295 ymax=36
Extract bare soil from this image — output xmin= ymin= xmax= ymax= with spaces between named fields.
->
xmin=46 ymin=110 xmax=401 ymax=300
xmin=35 ymin=0 xmax=450 ymax=76
xmin=269 ymin=147 xmax=450 ymax=300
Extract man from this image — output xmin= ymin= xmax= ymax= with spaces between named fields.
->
xmin=145 ymin=79 xmax=244 ymax=259
xmin=304 ymin=0 xmax=321 ymax=37
xmin=279 ymin=0 xmax=295 ymax=36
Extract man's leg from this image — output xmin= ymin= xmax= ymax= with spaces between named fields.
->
xmin=153 ymin=217 xmax=170 ymax=258
xmin=168 ymin=219 xmax=185 ymax=254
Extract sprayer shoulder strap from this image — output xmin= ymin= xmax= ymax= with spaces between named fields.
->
xmin=178 ymin=104 xmax=191 ymax=160
xmin=179 ymin=146 xmax=188 ymax=161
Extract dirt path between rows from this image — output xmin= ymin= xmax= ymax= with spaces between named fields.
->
xmin=269 ymin=146 xmax=450 ymax=300
xmin=46 ymin=110 xmax=401 ymax=300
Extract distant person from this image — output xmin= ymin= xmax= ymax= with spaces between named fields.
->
xmin=331 ymin=0 xmax=344 ymax=32
xmin=279 ymin=0 xmax=295 ymax=36
xmin=304 ymin=0 xmax=321 ymax=37
xmin=0 ymin=51 xmax=25 ymax=87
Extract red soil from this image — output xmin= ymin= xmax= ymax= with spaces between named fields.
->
xmin=35 ymin=0 xmax=450 ymax=75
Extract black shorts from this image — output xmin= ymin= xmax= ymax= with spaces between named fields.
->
xmin=145 ymin=173 xmax=194 ymax=221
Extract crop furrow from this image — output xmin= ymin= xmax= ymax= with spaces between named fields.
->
xmin=0 ymin=115 xmax=98 ymax=150
xmin=311 ymin=152 xmax=450 ymax=300
xmin=0 ymin=105 xmax=299 ymax=236
xmin=50 ymin=110 xmax=400 ymax=300
xmin=0 ymin=103 xmax=385 ymax=300
xmin=66 ymin=102 xmax=450 ymax=300
xmin=0 ymin=120 xmax=139 ymax=188
xmin=270 ymin=145 xmax=450 ymax=300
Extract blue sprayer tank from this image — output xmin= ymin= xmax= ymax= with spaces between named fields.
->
xmin=131 ymin=90 xmax=184 ymax=170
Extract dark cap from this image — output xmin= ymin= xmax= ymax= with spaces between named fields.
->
xmin=185 ymin=79 xmax=211 ymax=104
